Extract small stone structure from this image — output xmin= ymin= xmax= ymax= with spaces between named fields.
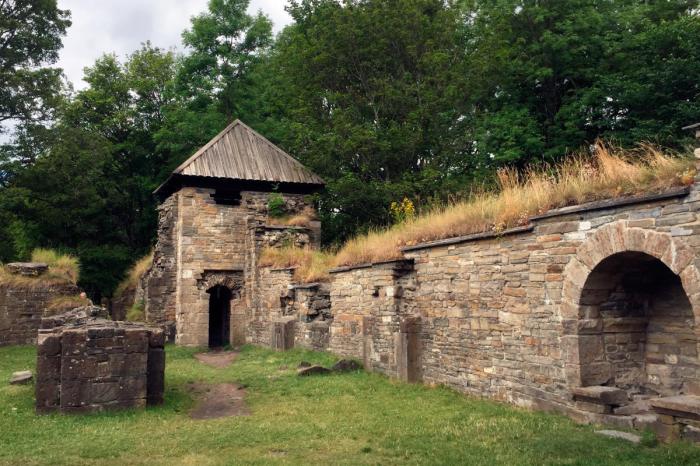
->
xmin=0 ymin=262 xmax=81 ymax=346
xmin=36 ymin=306 xmax=165 ymax=413
xmin=143 ymin=120 xmax=324 ymax=347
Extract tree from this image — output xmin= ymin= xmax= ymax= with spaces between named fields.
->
xmin=253 ymin=0 xmax=471 ymax=243
xmin=156 ymin=0 xmax=274 ymax=167
xmin=0 ymin=0 xmax=71 ymax=127
xmin=462 ymin=0 xmax=700 ymax=166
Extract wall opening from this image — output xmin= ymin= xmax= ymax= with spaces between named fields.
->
xmin=208 ymin=285 xmax=232 ymax=348
xmin=577 ymin=251 xmax=698 ymax=397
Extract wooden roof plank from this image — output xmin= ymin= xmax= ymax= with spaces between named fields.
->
xmin=172 ymin=120 xmax=324 ymax=186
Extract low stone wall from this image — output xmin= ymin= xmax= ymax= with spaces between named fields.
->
xmin=0 ymin=279 xmax=80 ymax=346
xmin=248 ymin=268 xmax=332 ymax=351
xmin=36 ymin=309 xmax=165 ymax=414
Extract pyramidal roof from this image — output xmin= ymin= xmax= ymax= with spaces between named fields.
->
xmin=170 ymin=120 xmax=324 ymax=186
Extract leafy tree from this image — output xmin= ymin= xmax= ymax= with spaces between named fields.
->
xmin=0 ymin=0 xmax=71 ymax=126
xmin=254 ymin=0 xmax=471 ymax=243
xmin=157 ymin=0 xmax=274 ymax=165
xmin=462 ymin=0 xmax=700 ymax=166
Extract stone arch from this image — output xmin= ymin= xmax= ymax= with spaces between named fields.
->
xmin=560 ymin=220 xmax=700 ymax=389
xmin=197 ymin=270 xmax=244 ymax=293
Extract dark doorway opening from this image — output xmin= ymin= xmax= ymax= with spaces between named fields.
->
xmin=208 ymin=285 xmax=232 ymax=348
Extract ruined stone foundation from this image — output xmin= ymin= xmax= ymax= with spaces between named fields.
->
xmin=36 ymin=307 xmax=165 ymax=414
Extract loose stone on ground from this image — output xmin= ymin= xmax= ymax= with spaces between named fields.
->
xmin=595 ymin=430 xmax=642 ymax=444
xmin=9 ymin=370 xmax=33 ymax=385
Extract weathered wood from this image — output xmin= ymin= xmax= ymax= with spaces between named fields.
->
xmin=167 ymin=120 xmax=325 ymax=186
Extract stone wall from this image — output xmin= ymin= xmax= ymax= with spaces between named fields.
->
xmin=248 ymin=267 xmax=332 ymax=351
xmin=315 ymin=184 xmax=700 ymax=419
xmin=249 ymin=179 xmax=700 ymax=435
xmin=0 ymin=280 xmax=80 ymax=346
xmin=36 ymin=310 xmax=165 ymax=414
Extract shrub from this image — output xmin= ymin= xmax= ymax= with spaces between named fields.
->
xmin=267 ymin=193 xmax=287 ymax=218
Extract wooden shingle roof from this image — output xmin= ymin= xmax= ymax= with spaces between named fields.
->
xmin=171 ymin=120 xmax=324 ymax=185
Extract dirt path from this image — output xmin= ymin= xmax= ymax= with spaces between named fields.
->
xmin=188 ymin=382 xmax=250 ymax=419
xmin=194 ymin=351 xmax=238 ymax=368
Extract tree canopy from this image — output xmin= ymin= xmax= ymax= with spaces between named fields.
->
xmin=1 ymin=0 xmax=699 ymax=299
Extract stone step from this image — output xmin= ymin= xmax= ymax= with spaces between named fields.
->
xmin=572 ymin=386 xmax=628 ymax=406
xmin=651 ymin=395 xmax=700 ymax=421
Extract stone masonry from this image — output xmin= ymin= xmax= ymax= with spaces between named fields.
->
xmin=145 ymin=186 xmax=319 ymax=347
xmin=252 ymin=146 xmax=700 ymax=440
xmin=0 ymin=264 xmax=81 ymax=346
xmin=36 ymin=307 xmax=165 ymax=413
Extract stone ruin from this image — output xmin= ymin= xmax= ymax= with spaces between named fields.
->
xmin=36 ymin=306 xmax=165 ymax=414
xmin=0 ymin=262 xmax=81 ymax=346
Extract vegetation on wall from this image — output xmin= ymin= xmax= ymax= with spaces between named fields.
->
xmin=1 ymin=0 xmax=699 ymax=298
xmin=262 ymin=144 xmax=696 ymax=280
xmin=0 ymin=248 xmax=79 ymax=287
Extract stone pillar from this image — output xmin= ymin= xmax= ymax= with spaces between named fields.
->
xmin=397 ymin=316 xmax=422 ymax=383
xmin=36 ymin=309 xmax=165 ymax=414
xmin=271 ymin=316 xmax=296 ymax=350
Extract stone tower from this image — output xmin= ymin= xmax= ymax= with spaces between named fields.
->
xmin=145 ymin=120 xmax=324 ymax=346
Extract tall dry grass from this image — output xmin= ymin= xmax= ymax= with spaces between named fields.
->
xmin=114 ymin=251 xmax=154 ymax=298
xmin=259 ymin=246 xmax=334 ymax=283
xmin=267 ymin=206 xmax=318 ymax=228
xmin=256 ymin=142 xmax=694 ymax=282
xmin=0 ymin=249 xmax=80 ymax=287
xmin=333 ymin=142 xmax=695 ymax=266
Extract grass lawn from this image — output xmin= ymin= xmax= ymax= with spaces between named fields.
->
xmin=1 ymin=345 xmax=700 ymax=465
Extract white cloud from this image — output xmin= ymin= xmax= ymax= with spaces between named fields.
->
xmin=56 ymin=0 xmax=293 ymax=90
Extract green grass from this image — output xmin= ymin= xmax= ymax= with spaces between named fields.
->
xmin=1 ymin=345 xmax=699 ymax=465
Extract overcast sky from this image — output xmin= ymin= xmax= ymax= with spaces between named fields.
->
xmin=57 ymin=0 xmax=293 ymax=90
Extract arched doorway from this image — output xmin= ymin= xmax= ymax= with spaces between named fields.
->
xmin=208 ymin=285 xmax=232 ymax=348
xmin=576 ymin=251 xmax=697 ymax=397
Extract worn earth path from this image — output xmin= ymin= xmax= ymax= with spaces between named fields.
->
xmin=190 ymin=351 xmax=249 ymax=419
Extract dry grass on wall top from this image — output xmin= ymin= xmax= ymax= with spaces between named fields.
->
xmin=259 ymin=246 xmax=334 ymax=283
xmin=114 ymin=251 xmax=154 ymax=298
xmin=261 ymin=143 xmax=695 ymax=282
xmin=334 ymin=142 xmax=695 ymax=267
xmin=0 ymin=248 xmax=79 ymax=287
xmin=267 ymin=206 xmax=318 ymax=228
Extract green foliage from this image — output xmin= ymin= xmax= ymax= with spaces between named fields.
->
xmin=126 ymin=300 xmax=145 ymax=322
xmin=1 ymin=344 xmax=699 ymax=464
xmin=0 ymin=0 xmax=71 ymax=127
xmin=267 ymin=193 xmax=286 ymax=218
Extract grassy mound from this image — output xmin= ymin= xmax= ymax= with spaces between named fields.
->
xmin=0 ymin=249 xmax=79 ymax=287
xmin=259 ymin=246 xmax=333 ymax=283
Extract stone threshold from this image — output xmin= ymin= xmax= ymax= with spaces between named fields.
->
xmin=329 ymin=258 xmax=414 ymax=274
xmin=401 ymin=225 xmax=535 ymax=253
xmin=530 ymin=186 xmax=690 ymax=221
